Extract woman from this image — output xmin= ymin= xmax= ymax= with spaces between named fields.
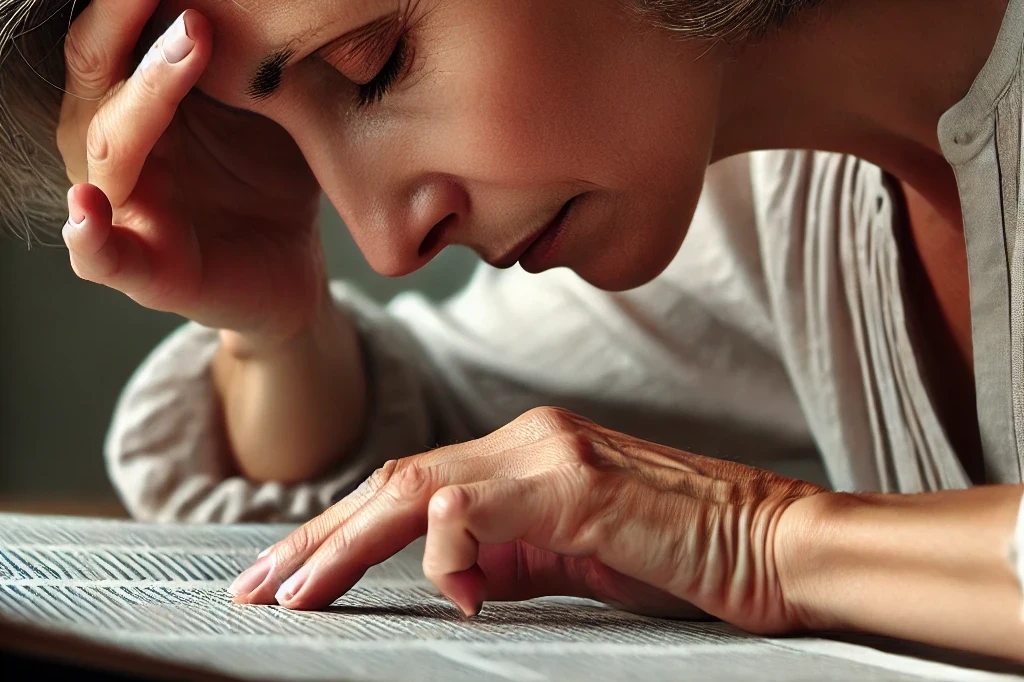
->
xmin=1 ymin=0 xmax=1022 ymax=662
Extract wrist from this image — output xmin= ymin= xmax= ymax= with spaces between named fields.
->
xmin=774 ymin=490 xmax=867 ymax=632
xmin=212 ymin=284 xmax=369 ymax=483
xmin=218 ymin=284 xmax=339 ymax=360
xmin=776 ymin=486 xmax=1024 ymax=660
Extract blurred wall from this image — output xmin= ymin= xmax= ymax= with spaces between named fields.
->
xmin=0 ymin=196 xmax=476 ymax=506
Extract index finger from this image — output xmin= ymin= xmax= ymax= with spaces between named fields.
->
xmin=254 ymin=434 xmax=583 ymax=611
xmin=231 ymin=415 xmax=567 ymax=595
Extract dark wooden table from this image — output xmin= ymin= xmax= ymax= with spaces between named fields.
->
xmin=0 ymin=497 xmax=127 ymax=517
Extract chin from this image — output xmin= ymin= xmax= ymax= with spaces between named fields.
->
xmin=574 ymin=224 xmax=686 ymax=292
xmin=573 ymin=189 xmax=699 ymax=290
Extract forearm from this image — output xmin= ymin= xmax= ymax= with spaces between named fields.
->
xmin=211 ymin=294 xmax=368 ymax=484
xmin=781 ymin=485 xmax=1024 ymax=662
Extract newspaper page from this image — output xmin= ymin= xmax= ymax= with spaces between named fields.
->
xmin=0 ymin=513 xmax=1021 ymax=682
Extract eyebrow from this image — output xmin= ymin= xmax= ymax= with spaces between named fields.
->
xmin=247 ymin=49 xmax=295 ymax=102
xmin=245 ymin=14 xmax=401 ymax=103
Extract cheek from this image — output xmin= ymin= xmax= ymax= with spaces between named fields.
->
xmin=425 ymin=0 xmax=720 ymax=200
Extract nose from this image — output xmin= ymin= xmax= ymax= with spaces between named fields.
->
xmin=353 ymin=176 xmax=470 ymax=278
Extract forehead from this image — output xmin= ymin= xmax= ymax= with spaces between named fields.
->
xmin=158 ymin=0 xmax=301 ymax=48
xmin=154 ymin=0 xmax=381 ymax=104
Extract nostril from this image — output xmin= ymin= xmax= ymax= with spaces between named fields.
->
xmin=418 ymin=213 xmax=458 ymax=258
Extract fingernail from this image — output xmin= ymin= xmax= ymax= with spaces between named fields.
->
xmin=67 ymin=188 xmax=85 ymax=226
xmin=257 ymin=548 xmax=272 ymax=560
xmin=274 ymin=565 xmax=310 ymax=605
xmin=459 ymin=601 xmax=481 ymax=620
xmin=441 ymin=592 xmax=479 ymax=620
xmin=161 ymin=13 xmax=195 ymax=65
xmin=229 ymin=555 xmax=272 ymax=596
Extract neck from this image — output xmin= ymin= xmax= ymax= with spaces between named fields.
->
xmin=712 ymin=0 xmax=1009 ymax=224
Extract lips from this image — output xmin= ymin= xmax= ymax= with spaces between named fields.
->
xmin=519 ymin=197 xmax=577 ymax=273
xmin=489 ymin=196 xmax=578 ymax=270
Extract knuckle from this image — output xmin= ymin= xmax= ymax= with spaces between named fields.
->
xmin=85 ymin=121 xmax=112 ymax=165
xmin=517 ymin=405 xmax=575 ymax=434
xmin=387 ymin=458 xmax=434 ymax=502
xmin=428 ymin=486 xmax=470 ymax=523
xmin=63 ymin=27 xmax=113 ymax=93
xmin=367 ymin=459 xmax=400 ymax=492
xmin=281 ymin=524 xmax=315 ymax=559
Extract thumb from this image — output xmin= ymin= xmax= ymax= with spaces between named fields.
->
xmin=423 ymin=477 xmax=599 ymax=616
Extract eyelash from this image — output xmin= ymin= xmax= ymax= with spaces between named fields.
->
xmin=356 ymin=36 xmax=410 ymax=108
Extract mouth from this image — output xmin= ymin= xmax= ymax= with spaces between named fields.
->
xmin=488 ymin=196 xmax=579 ymax=270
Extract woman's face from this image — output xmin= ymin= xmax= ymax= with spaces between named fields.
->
xmin=162 ymin=0 xmax=723 ymax=290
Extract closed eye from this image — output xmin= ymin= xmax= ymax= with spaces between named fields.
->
xmin=354 ymin=36 xmax=410 ymax=107
xmin=316 ymin=25 xmax=413 ymax=109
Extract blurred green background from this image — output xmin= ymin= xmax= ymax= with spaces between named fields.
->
xmin=0 ymin=196 xmax=476 ymax=512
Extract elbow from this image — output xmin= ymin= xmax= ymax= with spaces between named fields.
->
xmin=225 ymin=414 xmax=366 ymax=486
xmin=229 ymin=438 xmax=349 ymax=486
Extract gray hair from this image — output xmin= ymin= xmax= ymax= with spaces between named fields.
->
xmin=0 ymin=0 xmax=86 ymax=246
xmin=635 ymin=0 xmax=829 ymax=41
xmin=0 ymin=0 xmax=827 ymax=246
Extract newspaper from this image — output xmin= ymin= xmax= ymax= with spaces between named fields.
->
xmin=0 ymin=513 xmax=1021 ymax=682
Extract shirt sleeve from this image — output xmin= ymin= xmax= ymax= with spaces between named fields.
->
xmin=104 ymin=155 xmax=817 ymax=523
xmin=104 ymin=282 xmax=445 ymax=523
